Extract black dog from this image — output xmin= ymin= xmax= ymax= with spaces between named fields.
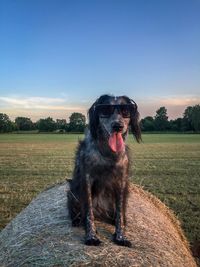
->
xmin=68 ymin=95 xmax=141 ymax=246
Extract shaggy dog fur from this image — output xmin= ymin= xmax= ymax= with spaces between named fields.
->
xmin=68 ymin=95 xmax=141 ymax=246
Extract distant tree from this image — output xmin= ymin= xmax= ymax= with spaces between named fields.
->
xmin=36 ymin=117 xmax=56 ymax=132
xmin=56 ymin=119 xmax=67 ymax=130
xmin=15 ymin=117 xmax=33 ymax=131
xmin=69 ymin=112 xmax=86 ymax=132
xmin=154 ymin=107 xmax=169 ymax=131
xmin=182 ymin=106 xmax=193 ymax=131
xmin=191 ymin=105 xmax=200 ymax=132
xmin=141 ymin=116 xmax=155 ymax=131
xmin=183 ymin=105 xmax=200 ymax=132
xmin=169 ymin=118 xmax=183 ymax=132
xmin=0 ymin=113 xmax=13 ymax=132
xmin=32 ymin=122 xmax=37 ymax=130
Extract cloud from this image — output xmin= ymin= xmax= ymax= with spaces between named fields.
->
xmin=0 ymin=94 xmax=199 ymax=121
xmin=138 ymin=95 xmax=200 ymax=119
xmin=0 ymin=96 xmax=67 ymax=109
xmin=0 ymin=96 xmax=88 ymax=121
xmin=157 ymin=96 xmax=200 ymax=107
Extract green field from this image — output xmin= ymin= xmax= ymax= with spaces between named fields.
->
xmin=0 ymin=133 xmax=200 ymax=254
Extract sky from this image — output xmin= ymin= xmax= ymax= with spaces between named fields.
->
xmin=0 ymin=0 xmax=200 ymax=121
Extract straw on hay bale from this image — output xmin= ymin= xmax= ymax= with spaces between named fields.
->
xmin=0 ymin=181 xmax=197 ymax=267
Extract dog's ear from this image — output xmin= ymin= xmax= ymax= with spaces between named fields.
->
xmin=88 ymin=95 xmax=111 ymax=139
xmin=88 ymin=101 xmax=99 ymax=139
xmin=129 ymin=100 xmax=142 ymax=143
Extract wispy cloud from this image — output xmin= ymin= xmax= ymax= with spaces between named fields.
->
xmin=138 ymin=95 xmax=200 ymax=119
xmin=156 ymin=95 xmax=200 ymax=107
xmin=0 ymin=96 xmax=66 ymax=109
xmin=0 ymin=94 xmax=199 ymax=121
xmin=0 ymin=96 xmax=88 ymax=121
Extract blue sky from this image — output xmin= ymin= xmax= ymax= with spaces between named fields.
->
xmin=0 ymin=0 xmax=200 ymax=121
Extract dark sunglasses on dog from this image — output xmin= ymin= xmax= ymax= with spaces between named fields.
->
xmin=95 ymin=104 xmax=136 ymax=118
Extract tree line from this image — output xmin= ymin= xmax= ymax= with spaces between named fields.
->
xmin=141 ymin=105 xmax=200 ymax=132
xmin=0 ymin=104 xmax=200 ymax=133
xmin=0 ymin=112 xmax=86 ymax=133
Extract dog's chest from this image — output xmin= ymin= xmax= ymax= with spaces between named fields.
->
xmin=84 ymin=146 xmax=128 ymax=180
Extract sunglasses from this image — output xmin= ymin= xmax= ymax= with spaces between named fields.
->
xmin=95 ymin=104 xmax=135 ymax=118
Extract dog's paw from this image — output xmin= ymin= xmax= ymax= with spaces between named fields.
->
xmin=85 ymin=236 xmax=101 ymax=246
xmin=113 ymin=233 xmax=132 ymax=247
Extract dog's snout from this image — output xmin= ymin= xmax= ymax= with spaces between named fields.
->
xmin=112 ymin=121 xmax=124 ymax=132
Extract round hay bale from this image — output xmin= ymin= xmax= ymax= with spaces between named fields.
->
xmin=0 ymin=181 xmax=197 ymax=267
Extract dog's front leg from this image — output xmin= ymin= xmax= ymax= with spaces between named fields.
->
xmin=113 ymin=183 xmax=132 ymax=247
xmin=83 ymin=174 xmax=101 ymax=246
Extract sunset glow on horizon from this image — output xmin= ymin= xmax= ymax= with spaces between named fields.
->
xmin=1 ymin=94 xmax=199 ymax=122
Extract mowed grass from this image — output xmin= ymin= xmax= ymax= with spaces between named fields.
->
xmin=0 ymin=133 xmax=199 ymax=250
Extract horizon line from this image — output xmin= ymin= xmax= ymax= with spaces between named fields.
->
xmin=0 ymin=95 xmax=199 ymax=122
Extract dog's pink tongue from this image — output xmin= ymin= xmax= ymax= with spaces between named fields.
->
xmin=108 ymin=132 xmax=124 ymax=153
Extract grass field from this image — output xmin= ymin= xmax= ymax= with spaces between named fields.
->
xmin=0 ymin=133 xmax=200 ymax=255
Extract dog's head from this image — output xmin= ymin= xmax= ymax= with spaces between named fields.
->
xmin=88 ymin=95 xmax=141 ymax=153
